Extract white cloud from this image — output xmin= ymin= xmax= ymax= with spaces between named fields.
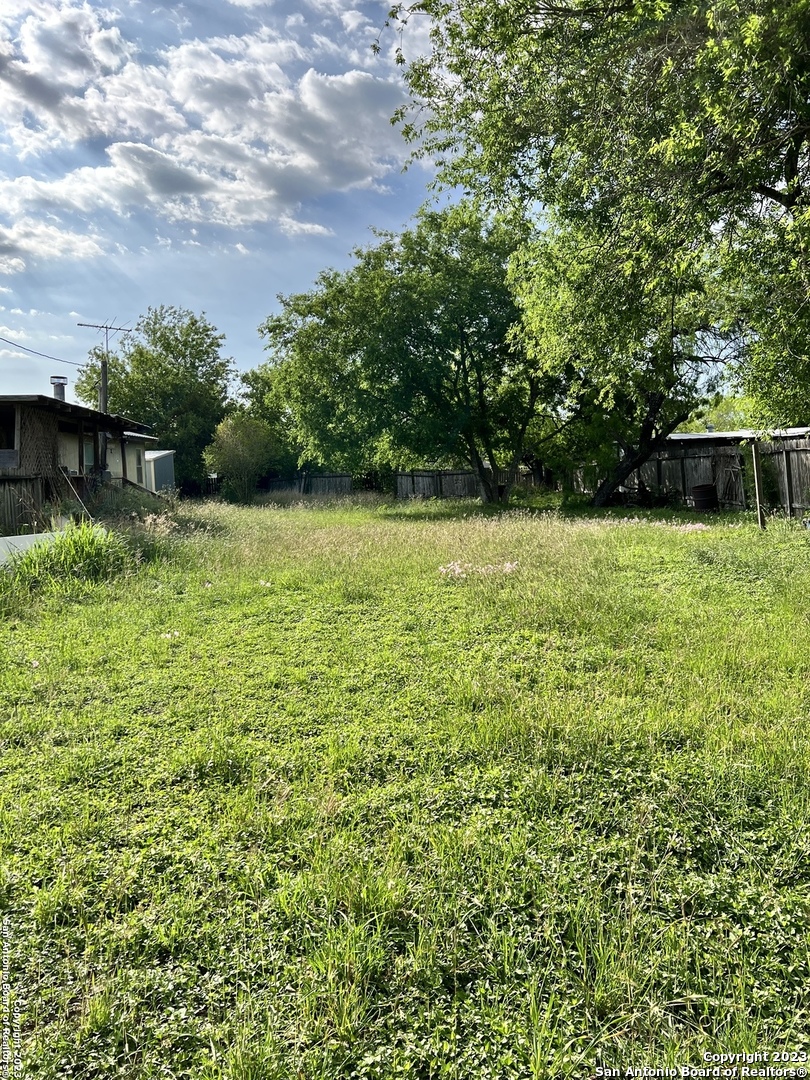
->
xmin=0 ymin=217 xmax=104 ymax=271
xmin=278 ymin=216 xmax=334 ymax=237
xmin=0 ymin=62 xmax=407 ymax=233
xmin=0 ymin=2 xmax=417 ymax=274
xmin=0 ymin=258 xmax=26 ymax=275
xmin=16 ymin=4 xmax=132 ymax=84
xmin=341 ymin=10 xmax=372 ymax=34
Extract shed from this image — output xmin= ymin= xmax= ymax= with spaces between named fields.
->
xmin=634 ymin=428 xmax=810 ymax=512
xmin=145 ymin=449 xmax=176 ymax=493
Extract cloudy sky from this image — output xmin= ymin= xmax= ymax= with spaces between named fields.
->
xmin=0 ymin=0 xmax=435 ymax=400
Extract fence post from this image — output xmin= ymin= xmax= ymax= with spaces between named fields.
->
xmin=738 ymin=447 xmax=747 ymax=509
xmin=751 ymin=439 xmax=767 ymax=530
xmin=783 ymin=444 xmax=794 ymax=518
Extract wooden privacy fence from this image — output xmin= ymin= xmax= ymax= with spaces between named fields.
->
xmin=0 ymin=476 xmax=44 ymax=535
xmin=396 ymin=469 xmax=534 ymax=499
xmin=761 ymin=437 xmax=810 ymax=515
xmin=572 ymin=434 xmax=810 ymax=514
xmin=263 ymin=473 xmax=353 ymax=496
xmin=397 ymin=470 xmax=479 ymax=499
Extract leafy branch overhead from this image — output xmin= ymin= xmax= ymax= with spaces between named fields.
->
xmin=391 ymin=0 xmax=810 ymax=426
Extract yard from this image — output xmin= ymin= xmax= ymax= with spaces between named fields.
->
xmin=3 ymin=497 xmax=810 ymax=1078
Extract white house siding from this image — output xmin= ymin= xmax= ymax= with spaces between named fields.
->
xmin=57 ymin=432 xmax=80 ymax=474
xmin=107 ymin=441 xmax=123 ymax=478
xmin=125 ymin=443 xmax=146 ymax=486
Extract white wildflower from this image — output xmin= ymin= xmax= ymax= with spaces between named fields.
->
xmin=439 ymin=560 xmax=518 ymax=579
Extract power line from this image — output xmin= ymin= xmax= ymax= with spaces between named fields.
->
xmin=0 ymin=334 xmax=83 ymax=367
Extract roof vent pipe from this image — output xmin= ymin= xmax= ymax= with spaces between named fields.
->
xmin=50 ymin=376 xmax=68 ymax=401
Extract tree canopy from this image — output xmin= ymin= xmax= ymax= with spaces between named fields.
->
xmin=76 ymin=306 xmax=234 ymax=490
xmin=259 ymin=204 xmax=563 ymax=500
xmin=512 ymin=216 xmax=727 ymax=503
xmin=393 ymin=0 xmax=810 ymax=423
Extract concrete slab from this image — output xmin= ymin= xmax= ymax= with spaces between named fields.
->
xmin=0 ymin=532 xmax=57 ymax=565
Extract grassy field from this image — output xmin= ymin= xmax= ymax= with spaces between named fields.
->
xmin=2 ymin=496 xmax=810 ymax=1078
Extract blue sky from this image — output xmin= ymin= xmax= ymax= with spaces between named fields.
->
xmin=0 ymin=0 xmax=435 ymax=401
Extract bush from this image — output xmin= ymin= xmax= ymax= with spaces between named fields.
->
xmin=7 ymin=520 xmax=134 ymax=594
xmin=203 ymin=414 xmax=279 ymax=504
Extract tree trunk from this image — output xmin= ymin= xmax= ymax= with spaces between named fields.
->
xmin=591 ymin=449 xmax=654 ymax=507
xmin=590 ymin=429 xmax=683 ymax=507
xmin=475 ymin=466 xmax=501 ymax=503
xmin=466 ymin=438 xmax=501 ymax=502
xmin=588 ymin=380 xmax=692 ymax=508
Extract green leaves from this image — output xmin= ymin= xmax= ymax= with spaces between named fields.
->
xmin=203 ymin=413 xmax=282 ymax=504
xmin=395 ymin=0 xmax=810 ymax=424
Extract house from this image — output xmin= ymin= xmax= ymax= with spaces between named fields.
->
xmin=0 ymin=390 xmax=154 ymax=535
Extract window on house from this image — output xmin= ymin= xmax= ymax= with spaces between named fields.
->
xmin=0 ymin=405 xmax=16 ymax=450
xmin=136 ymin=450 xmax=144 ymax=485
xmin=83 ymin=437 xmax=95 ymax=471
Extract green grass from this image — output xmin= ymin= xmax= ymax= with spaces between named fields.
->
xmin=4 ymin=521 xmax=134 ymax=595
xmin=3 ymin=498 xmax=810 ymax=1078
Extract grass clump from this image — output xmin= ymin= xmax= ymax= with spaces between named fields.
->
xmin=87 ymin=483 xmax=170 ymax=522
xmin=6 ymin=520 xmax=133 ymax=595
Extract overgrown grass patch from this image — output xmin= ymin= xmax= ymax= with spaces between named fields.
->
xmin=4 ymin=520 xmax=133 ymax=595
xmin=2 ymin=500 xmax=810 ymax=1077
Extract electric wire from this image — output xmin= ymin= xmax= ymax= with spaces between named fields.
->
xmin=0 ymin=335 xmax=83 ymax=367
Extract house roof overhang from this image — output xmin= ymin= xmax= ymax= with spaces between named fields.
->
xmin=123 ymin=431 xmax=159 ymax=442
xmin=0 ymin=395 xmax=151 ymax=434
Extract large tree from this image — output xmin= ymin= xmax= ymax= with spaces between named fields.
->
xmin=391 ymin=0 xmax=810 ymax=422
xmin=76 ymin=306 xmax=234 ymax=490
xmin=259 ymin=204 xmax=564 ymax=501
xmin=512 ymin=218 xmax=728 ymax=504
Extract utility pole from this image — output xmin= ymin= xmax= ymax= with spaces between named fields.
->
xmin=78 ymin=320 xmax=131 ymax=473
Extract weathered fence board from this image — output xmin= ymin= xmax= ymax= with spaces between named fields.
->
xmin=761 ymin=439 xmax=810 ymax=514
xmin=263 ymin=473 xmax=353 ymax=496
xmin=396 ymin=469 xmax=534 ymax=499
xmin=0 ymin=477 xmax=43 ymax=535
xmin=573 ymin=435 xmax=810 ymax=513
xmin=307 ymin=473 xmax=352 ymax=495
xmin=396 ymin=470 xmax=479 ymax=499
